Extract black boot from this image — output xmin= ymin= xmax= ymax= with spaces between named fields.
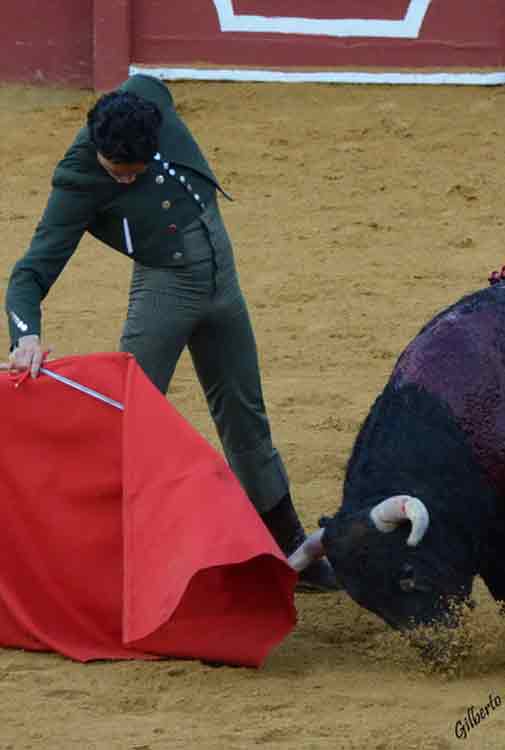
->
xmin=261 ymin=493 xmax=340 ymax=593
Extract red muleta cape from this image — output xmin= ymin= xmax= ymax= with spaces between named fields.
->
xmin=0 ymin=353 xmax=297 ymax=666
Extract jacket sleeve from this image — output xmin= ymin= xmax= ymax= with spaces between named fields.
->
xmin=5 ymin=184 xmax=98 ymax=348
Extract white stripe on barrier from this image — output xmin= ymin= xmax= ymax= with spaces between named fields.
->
xmin=211 ymin=0 xmax=432 ymax=38
xmin=130 ymin=66 xmax=505 ymax=86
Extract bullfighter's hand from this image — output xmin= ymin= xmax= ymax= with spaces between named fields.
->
xmin=0 ymin=335 xmax=51 ymax=379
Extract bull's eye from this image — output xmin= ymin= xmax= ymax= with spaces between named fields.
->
xmin=399 ymin=564 xmax=415 ymax=592
xmin=399 ymin=577 xmax=416 ymax=592
xmin=411 ymin=578 xmax=433 ymax=593
xmin=398 ymin=571 xmax=433 ymax=593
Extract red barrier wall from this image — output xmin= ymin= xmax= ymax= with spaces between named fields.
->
xmin=94 ymin=0 xmax=131 ymax=90
xmin=1 ymin=0 xmax=505 ymax=89
xmin=132 ymin=0 xmax=505 ymax=71
xmin=1 ymin=0 xmax=93 ymax=87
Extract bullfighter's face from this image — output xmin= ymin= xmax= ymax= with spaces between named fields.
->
xmin=321 ymin=509 xmax=471 ymax=631
xmin=97 ymin=152 xmax=148 ymax=184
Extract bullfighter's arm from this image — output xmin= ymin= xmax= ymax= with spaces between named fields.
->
xmin=5 ymin=185 xmax=98 ymax=350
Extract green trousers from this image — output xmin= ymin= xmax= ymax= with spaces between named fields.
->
xmin=120 ymin=200 xmax=289 ymax=513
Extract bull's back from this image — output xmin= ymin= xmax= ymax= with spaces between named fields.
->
xmin=392 ymin=284 xmax=505 ymax=491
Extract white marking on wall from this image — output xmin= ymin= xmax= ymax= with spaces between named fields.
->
xmin=130 ymin=66 xmax=505 ymax=86
xmin=211 ymin=0 xmax=432 ymax=38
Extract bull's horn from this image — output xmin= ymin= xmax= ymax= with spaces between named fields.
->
xmin=370 ymin=495 xmax=429 ymax=546
xmin=288 ymin=529 xmax=325 ymax=572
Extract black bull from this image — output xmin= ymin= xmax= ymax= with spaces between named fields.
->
xmin=290 ymin=283 xmax=505 ymax=630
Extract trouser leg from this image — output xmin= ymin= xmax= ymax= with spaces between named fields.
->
xmin=119 ymin=261 xmax=211 ymax=394
xmin=188 ymin=285 xmax=288 ymax=513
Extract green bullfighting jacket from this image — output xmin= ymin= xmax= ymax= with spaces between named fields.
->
xmin=5 ymin=74 xmax=229 ymax=347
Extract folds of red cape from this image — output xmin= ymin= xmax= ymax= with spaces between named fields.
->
xmin=0 ymin=353 xmax=297 ymax=667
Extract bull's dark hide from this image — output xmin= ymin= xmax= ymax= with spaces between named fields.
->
xmin=324 ymin=283 xmax=505 ymax=628
xmin=393 ymin=283 xmax=505 ymax=492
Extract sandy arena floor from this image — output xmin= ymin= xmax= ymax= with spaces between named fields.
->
xmin=1 ymin=79 xmax=505 ymax=749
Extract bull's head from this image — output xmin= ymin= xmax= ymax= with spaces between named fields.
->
xmin=289 ymin=495 xmax=471 ymax=631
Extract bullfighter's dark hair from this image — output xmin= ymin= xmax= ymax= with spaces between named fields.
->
xmin=87 ymin=91 xmax=162 ymax=163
